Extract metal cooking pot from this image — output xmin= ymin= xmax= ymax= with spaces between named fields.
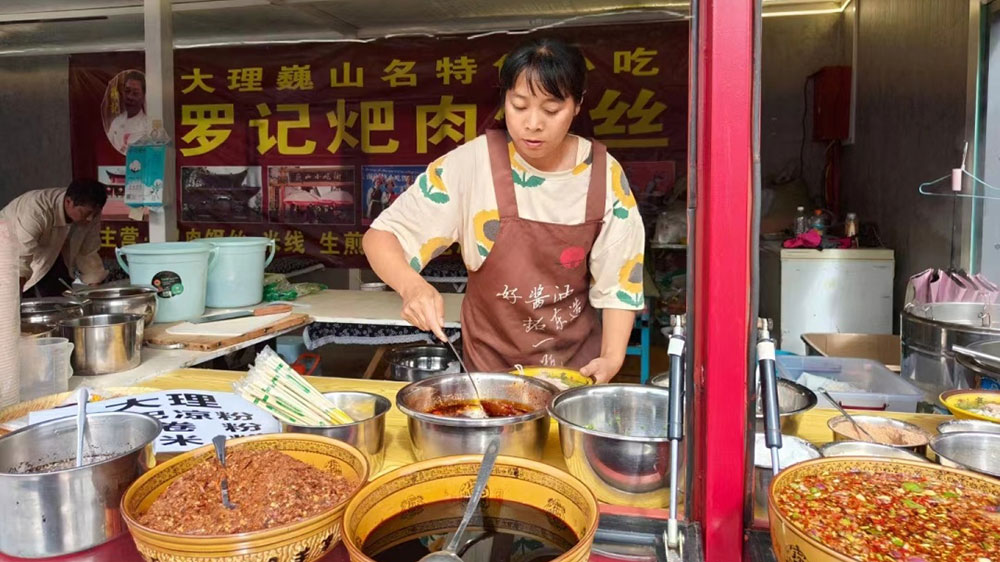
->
xmin=901 ymin=302 xmax=1000 ymax=404
xmin=819 ymin=440 xmax=929 ymax=461
xmin=20 ymin=297 xmax=88 ymax=327
xmin=0 ymin=412 xmax=160 ymax=558
xmin=64 ymin=286 xmax=158 ymax=327
xmin=58 ymin=314 xmax=143 ymax=375
xmin=21 ymin=322 xmax=55 ymax=338
xmin=929 ymin=432 xmax=1000 ymax=478
xmin=387 ymin=344 xmax=460 ymax=382
xmin=396 ymin=372 xmax=556 ymax=460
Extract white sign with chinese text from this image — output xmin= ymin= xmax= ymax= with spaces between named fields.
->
xmin=28 ymin=390 xmax=281 ymax=453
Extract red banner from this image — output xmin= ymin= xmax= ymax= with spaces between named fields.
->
xmin=70 ymin=23 xmax=688 ymax=268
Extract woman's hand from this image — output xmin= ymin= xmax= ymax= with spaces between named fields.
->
xmin=400 ymin=279 xmax=447 ymax=341
xmin=579 ymin=355 xmax=624 ymax=384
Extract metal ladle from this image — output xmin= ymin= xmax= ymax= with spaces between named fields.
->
xmin=74 ymin=387 xmax=89 ymax=468
xmin=418 ymin=438 xmax=501 ymax=562
xmin=441 ymin=336 xmax=488 ymax=419
xmin=820 ymin=389 xmax=878 ymax=443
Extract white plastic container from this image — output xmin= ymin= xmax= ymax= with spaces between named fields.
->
xmin=776 ymin=355 xmax=926 ymax=412
xmin=204 ymin=237 xmax=276 ymax=308
xmin=116 ymin=242 xmax=219 ymax=323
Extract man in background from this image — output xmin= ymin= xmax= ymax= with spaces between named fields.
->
xmin=0 ymin=179 xmax=109 ymax=297
xmin=107 ymin=70 xmax=151 ymax=154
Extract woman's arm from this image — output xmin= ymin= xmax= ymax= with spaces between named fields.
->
xmin=579 ymin=308 xmax=637 ymax=383
xmin=362 ymin=228 xmax=447 ymax=341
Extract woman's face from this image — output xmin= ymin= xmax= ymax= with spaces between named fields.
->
xmin=504 ymin=72 xmax=581 ymax=170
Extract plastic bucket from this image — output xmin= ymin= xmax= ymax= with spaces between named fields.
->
xmin=116 ymin=242 xmax=219 ymax=323
xmin=204 ymin=237 xmax=276 ymax=308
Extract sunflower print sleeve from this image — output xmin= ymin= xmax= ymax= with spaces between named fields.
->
xmin=369 ymin=156 xmax=460 ymax=273
xmin=588 ymin=156 xmax=646 ymax=310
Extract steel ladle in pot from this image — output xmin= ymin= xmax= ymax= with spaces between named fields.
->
xmin=418 ymin=438 xmax=500 ymax=562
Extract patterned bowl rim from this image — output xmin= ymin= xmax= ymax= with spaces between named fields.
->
xmin=121 ymin=432 xmax=369 ymax=544
xmin=767 ymin=456 xmax=1000 ymax=562
xmin=341 ymin=452 xmax=600 ymax=562
xmin=940 ymin=389 xmax=1000 ymax=422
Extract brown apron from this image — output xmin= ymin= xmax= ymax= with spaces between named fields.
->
xmin=461 ymin=129 xmax=606 ymax=372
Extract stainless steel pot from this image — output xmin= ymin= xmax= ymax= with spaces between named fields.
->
xmin=901 ymin=302 xmax=1000 ymax=404
xmin=819 ymin=440 xmax=929 ymax=461
xmin=936 ymin=419 xmax=1000 ymax=434
xmin=58 ymin=314 xmax=143 ymax=375
xmin=953 ymin=353 xmax=1000 ymax=393
xmin=64 ymin=286 xmax=158 ymax=327
xmin=282 ymin=391 xmax=390 ymax=473
xmin=20 ymin=297 xmax=88 ymax=327
xmin=0 ymin=412 xmax=160 ymax=557
xmin=396 ymin=372 xmax=556 ymax=460
xmin=753 ymin=378 xmax=817 ymax=433
xmin=827 ymin=414 xmax=932 ymax=455
xmin=387 ymin=344 xmax=460 ymax=382
xmin=929 ymin=432 xmax=1000 ymax=478
xmin=21 ymin=322 xmax=55 ymax=338
xmin=548 ymin=384 xmax=679 ymax=507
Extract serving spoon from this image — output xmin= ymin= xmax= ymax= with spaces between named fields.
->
xmin=213 ymin=435 xmax=238 ymax=510
xmin=821 ymin=389 xmax=878 ymax=443
xmin=418 ymin=438 xmax=501 ymax=562
xmin=440 ymin=335 xmax=487 ymax=419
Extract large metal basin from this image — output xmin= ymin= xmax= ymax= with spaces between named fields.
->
xmin=901 ymin=302 xmax=1000 ymax=404
xmin=0 ymin=412 xmax=160 ymax=558
xmin=396 ymin=372 xmax=556 ymax=460
xmin=549 ymin=384 xmax=679 ymax=507
xmin=20 ymin=297 xmax=88 ymax=328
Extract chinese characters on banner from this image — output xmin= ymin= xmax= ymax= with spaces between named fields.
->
xmin=69 ymin=23 xmax=688 ymax=268
xmin=28 ymin=390 xmax=281 ymax=453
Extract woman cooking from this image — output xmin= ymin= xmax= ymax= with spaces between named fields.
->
xmin=363 ymin=37 xmax=645 ymax=383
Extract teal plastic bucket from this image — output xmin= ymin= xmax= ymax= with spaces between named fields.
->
xmin=205 ymin=237 xmax=277 ymax=308
xmin=116 ymin=242 xmax=219 ymax=323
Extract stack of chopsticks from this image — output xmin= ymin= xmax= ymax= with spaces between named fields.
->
xmin=233 ymin=347 xmax=353 ymax=426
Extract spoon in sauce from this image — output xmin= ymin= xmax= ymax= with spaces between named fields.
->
xmin=440 ymin=336 xmax=487 ymax=419
xmin=419 ymin=438 xmax=501 ymax=562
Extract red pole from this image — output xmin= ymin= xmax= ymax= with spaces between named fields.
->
xmin=691 ymin=0 xmax=753 ymax=560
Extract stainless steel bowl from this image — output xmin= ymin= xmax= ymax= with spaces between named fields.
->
xmin=936 ymin=419 xmax=1000 ymax=435
xmin=754 ymin=378 xmax=817 ymax=433
xmin=929 ymin=432 xmax=1000 ymax=478
xmin=753 ymin=434 xmax=820 ymax=519
xmin=58 ymin=313 xmax=143 ymax=375
xmin=21 ymin=297 xmax=88 ymax=327
xmin=396 ymin=372 xmax=557 ymax=460
xmin=827 ymin=415 xmax=932 ymax=454
xmin=64 ymin=286 xmax=158 ymax=327
xmin=282 ymin=391 xmax=391 ymax=473
xmin=0 ymin=412 xmax=160 ymax=557
xmin=819 ymin=440 xmax=929 ymax=461
xmin=387 ymin=344 xmax=460 ymax=382
xmin=548 ymin=384 xmax=677 ymax=507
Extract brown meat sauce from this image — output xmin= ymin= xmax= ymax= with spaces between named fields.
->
xmin=427 ymin=399 xmax=533 ymax=418
xmin=139 ymin=450 xmax=352 ymax=535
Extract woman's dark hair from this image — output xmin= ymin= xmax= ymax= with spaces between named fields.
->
xmin=66 ymin=178 xmax=108 ymax=209
xmin=499 ymin=37 xmax=587 ymax=102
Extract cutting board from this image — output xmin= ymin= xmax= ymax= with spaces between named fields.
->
xmin=144 ymin=313 xmax=311 ymax=351
xmin=166 ymin=312 xmax=294 ymax=337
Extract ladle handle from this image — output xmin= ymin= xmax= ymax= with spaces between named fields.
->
xmin=75 ymin=388 xmax=89 ymax=468
xmin=445 ymin=438 xmax=500 ymax=554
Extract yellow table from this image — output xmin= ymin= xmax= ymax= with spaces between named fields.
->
xmin=144 ymin=368 xmax=570 ymax=478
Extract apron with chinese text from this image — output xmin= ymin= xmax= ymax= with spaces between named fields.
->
xmin=461 ymin=129 xmax=606 ymax=371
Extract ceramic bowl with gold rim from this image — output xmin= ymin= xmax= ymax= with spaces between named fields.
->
xmin=768 ymin=456 xmax=1000 ymax=562
xmin=121 ymin=433 xmax=369 ymax=562
xmin=341 ymin=453 xmax=599 ymax=562
xmin=940 ymin=388 xmax=1000 ymax=423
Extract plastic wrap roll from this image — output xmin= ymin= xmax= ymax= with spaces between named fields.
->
xmin=0 ymin=220 xmax=20 ymax=407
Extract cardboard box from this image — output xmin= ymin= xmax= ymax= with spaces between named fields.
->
xmin=800 ymin=333 xmax=901 ymax=373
